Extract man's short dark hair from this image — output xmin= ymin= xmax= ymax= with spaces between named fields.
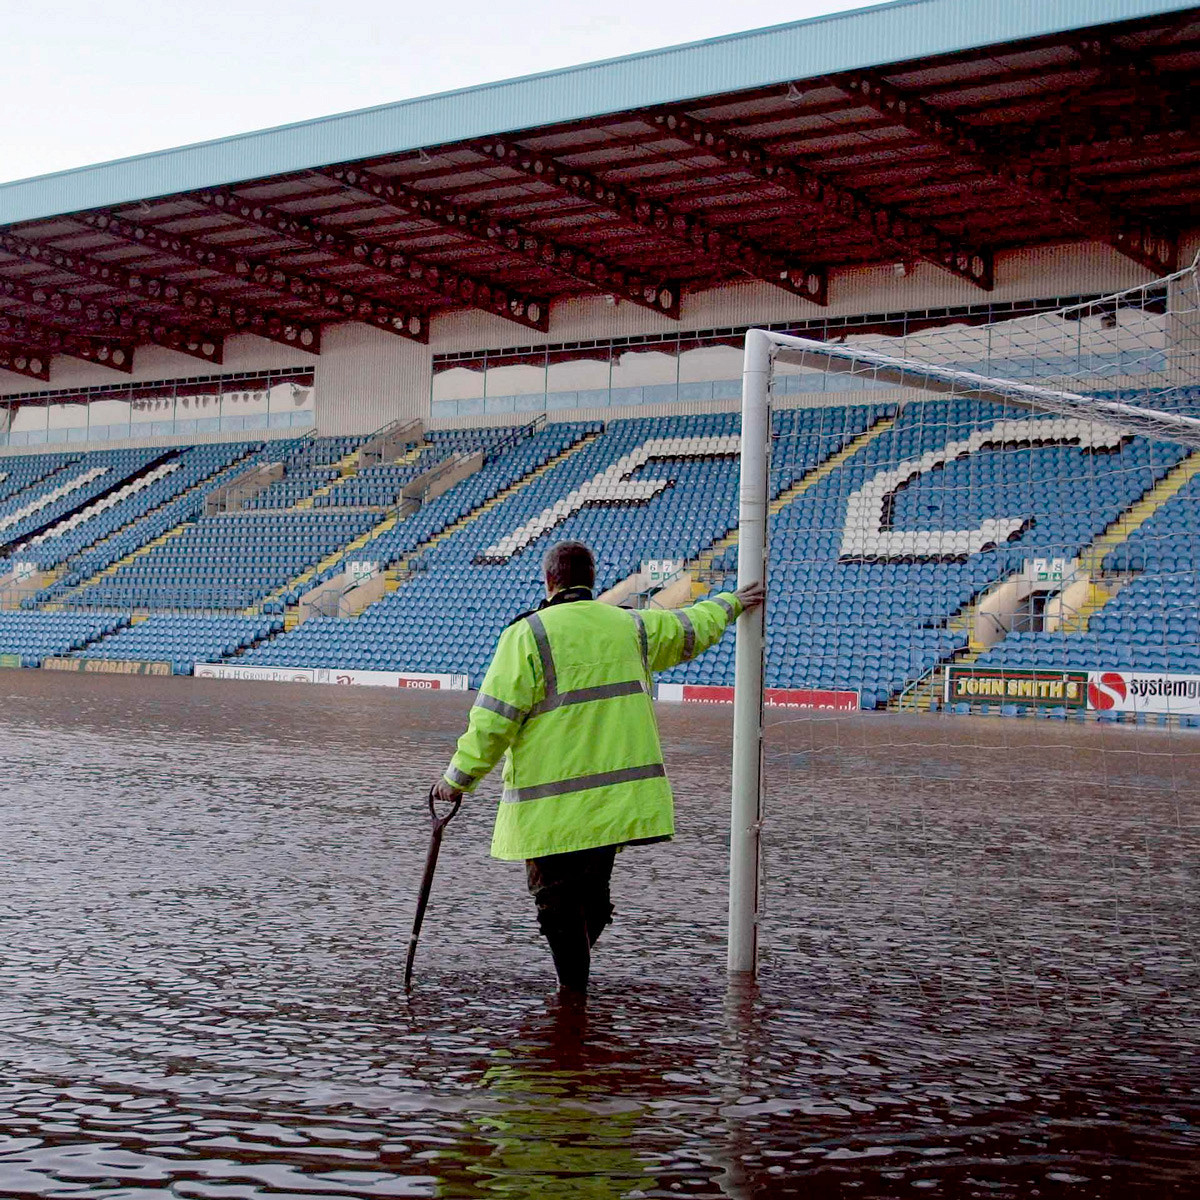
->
xmin=543 ymin=541 xmax=595 ymax=592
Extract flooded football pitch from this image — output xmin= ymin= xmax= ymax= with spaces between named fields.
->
xmin=0 ymin=669 xmax=1196 ymax=1197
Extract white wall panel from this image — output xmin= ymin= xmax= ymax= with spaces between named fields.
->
xmin=0 ymin=334 xmax=315 ymax=398
xmin=312 ymin=324 xmax=428 ymax=435
xmin=0 ymin=424 xmax=313 ymax=459
xmin=430 ymin=241 xmax=1163 ymax=359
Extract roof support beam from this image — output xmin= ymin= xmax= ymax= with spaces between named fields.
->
xmin=473 ymin=139 xmax=827 ymax=305
xmin=316 ymin=164 xmax=683 ymax=320
xmin=84 ymin=211 xmax=432 ymax=343
xmin=0 ymin=274 xmax=222 ymax=365
xmin=0 ymin=345 xmax=51 ymax=382
xmin=0 ymin=313 xmax=135 ymax=372
xmin=830 ymin=71 xmax=1177 ymax=277
xmin=1058 ymin=36 xmax=1195 ymax=149
xmin=194 ymin=187 xmax=546 ymax=333
xmin=0 ymin=232 xmax=322 ymax=354
xmin=646 ymin=109 xmax=993 ymax=290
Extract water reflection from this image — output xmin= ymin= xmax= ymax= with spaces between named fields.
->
xmin=0 ymin=670 xmax=1195 ymax=1197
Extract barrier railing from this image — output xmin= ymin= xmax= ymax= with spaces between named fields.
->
xmin=484 ymin=413 xmax=546 ymax=464
xmin=56 ymin=585 xmax=279 ymax=616
xmin=357 ymin=417 xmax=424 ymax=469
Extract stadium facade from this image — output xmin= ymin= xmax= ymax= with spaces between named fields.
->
xmin=0 ymin=0 xmax=1197 ymax=715
xmin=0 ymin=0 xmax=1195 ymax=435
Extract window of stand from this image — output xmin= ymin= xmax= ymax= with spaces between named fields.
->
xmin=431 ymin=336 xmax=750 ymax=418
xmin=0 ymin=369 xmax=316 ymax=448
xmin=429 ymin=293 xmax=1155 ymax=419
xmin=429 ymin=326 xmax=934 ymax=418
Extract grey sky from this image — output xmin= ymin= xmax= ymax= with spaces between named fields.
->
xmin=2 ymin=0 xmax=884 ymax=185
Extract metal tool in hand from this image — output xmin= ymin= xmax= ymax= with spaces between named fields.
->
xmin=404 ymin=785 xmax=462 ymax=992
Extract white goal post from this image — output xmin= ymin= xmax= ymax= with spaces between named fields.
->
xmin=728 ymin=272 xmax=1200 ymax=976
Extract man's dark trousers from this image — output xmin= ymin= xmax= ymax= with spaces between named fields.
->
xmin=525 ymin=845 xmax=617 ymax=993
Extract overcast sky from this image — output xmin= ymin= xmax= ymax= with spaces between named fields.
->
xmin=1 ymin=0 xmax=884 ymax=184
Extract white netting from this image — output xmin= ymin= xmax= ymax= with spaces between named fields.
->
xmin=749 ymin=259 xmax=1200 ymax=1008
xmin=773 ymin=254 xmax=1200 ymax=448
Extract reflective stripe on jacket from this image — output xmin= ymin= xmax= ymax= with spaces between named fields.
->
xmin=443 ymin=591 xmax=743 ymax=860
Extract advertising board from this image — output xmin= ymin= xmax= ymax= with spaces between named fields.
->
xmin=1087 ymin=670 xmax=1200 ymax=715
xmin=193 ymin=663 xmax=469 ymax=690
xmin=317 ymin=668 xmax=469 ymax=690
xmin=944 ymin=666 xmax=1088 ymax=708
xmin=194 ymin=663 xmax=314 ymax=684
xmin=657 ymin=683 xmax=859 ymax=710
xmin=0 ymin=653 xmax=21 ymax=669
xmin=42 ymin=657 xmax=172 ymax=676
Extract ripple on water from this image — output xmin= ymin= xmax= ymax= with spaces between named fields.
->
xmin=0 ymin=671 xmax=1196 ymax=1197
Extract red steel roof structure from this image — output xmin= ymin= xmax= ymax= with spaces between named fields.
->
xmin=0 ymin=2 xmax=1197 ymax=383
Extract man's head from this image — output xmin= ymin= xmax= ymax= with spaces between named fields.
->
xmin=543 ymin=540 xmax=596 ymax=597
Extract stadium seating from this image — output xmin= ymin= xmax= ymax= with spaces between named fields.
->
xmin=31 ymin=440 xmax=318 ymax=609
xmin=75 ymin=614 xmax=281 ymax=675
xmin=71 ymin=510 xmax=381 ymax=612
xmin=239 ymin=409 xmax=888 ymax=681
xmin=976 ymin=469 xmax=1200 ymax=673
xmin=277 ymin=421 xmax=603 ymax=607
xmin=242 ymin=428 xmax=522 ymax=511
xmin=0 ymin=610 xmax=127 ymax=667
xmin=241 ymin=435 xmax=369 ymax=510
xmin=20 ymin=441 xmax=264 ymax=572
xmin=0 ymin=400 xmax=1194 ymax=707
xmin=661 ymin=399 xmax=1187 ymax=707
xmin=0 ymin=448 xmax=169 ymax=565
xmin=0 ymin=453 xmax=82 ymax=506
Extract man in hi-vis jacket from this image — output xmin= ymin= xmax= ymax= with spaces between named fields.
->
xmin=434 ymin=540 xmax=764 ymax=998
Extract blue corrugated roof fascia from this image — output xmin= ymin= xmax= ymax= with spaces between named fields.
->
xmin=1 ymin=0 xmax=1195 ymax=227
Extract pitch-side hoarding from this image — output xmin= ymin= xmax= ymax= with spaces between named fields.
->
xmin=1087 ymin=670 xmax=1200 ymax=715
xmin=657 ymin=683 xmax=859 ymax=710
xmin=194 ymin=663 xmax=469 ymax=690
xmin=944 ymin=666 xmax=1088 ymax=709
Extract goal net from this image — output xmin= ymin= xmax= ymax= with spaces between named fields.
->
xmin=731 ymin=258 xmax=1200 ymax=1007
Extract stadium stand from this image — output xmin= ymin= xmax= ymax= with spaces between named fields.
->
xmin=239 ymin=409 xmax=891 ymax=681
xmin=0 ymin=611 xmax=127 ymax=667
xmin=270 ymin=420 xmax=604 ymax=609
xmin=976 ymin=467 xmax=1200 ymax=674
xmin=0 ymin=448 xmax=168 ymax=561
xmin=20 ymin=442 xmax=266 ymax=571
xmin=75 ymin=614 xmax=281 ymax=676
xmin=70 ymin=510 xmax=381 ymax=612
xmin=0 ymin=398 xmax=1195 ymax=698
xmin=31 ymin=439 xmax=317 ymax=610
xmin=0 ymin=453 xmax=82 ymax=506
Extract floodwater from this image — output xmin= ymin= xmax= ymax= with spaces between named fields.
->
xmin=0 ymin=670 xmax=1196 ymax=1199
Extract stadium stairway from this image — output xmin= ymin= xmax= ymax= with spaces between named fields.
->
xmin=381 ymin=429 xmax=603 ymax=593
xmin=43 ymin=442 xmax=265 ymax=610
xmin=52 ymin=521 xmax=197 ymax=610
xmin=1077 ymin=449 xmax=1200 ymax=578
xmin=394 ymin=441 xmax=431 ymax=467
xmin=1054 ymin=580 xmax=1119 ymax=636
xmin=292 ymin=446 xmax=361 ymax=509
xmin=889 ymin=590 xmax=997 ymax=712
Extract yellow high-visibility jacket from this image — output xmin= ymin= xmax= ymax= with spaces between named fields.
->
xmin=443 ymin=591 xmax=743 ymax=860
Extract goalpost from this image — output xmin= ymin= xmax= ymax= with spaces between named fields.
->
xmin=729 ymin=256 xmax=1200 ymax=976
